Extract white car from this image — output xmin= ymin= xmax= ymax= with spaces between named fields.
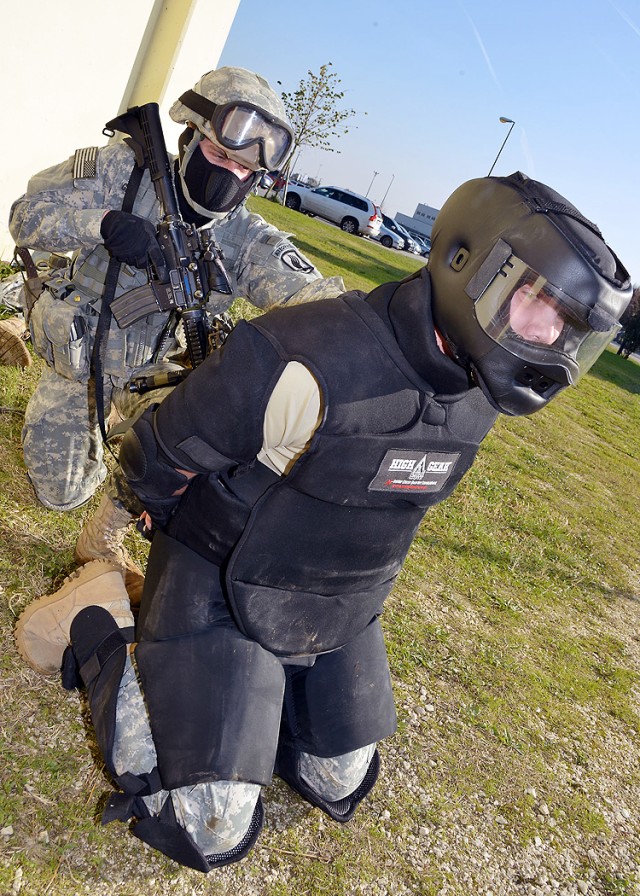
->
xmin=375 ymin=221 xmax=405 ymax=249
xmin=284 ymin=185 xmax=383 ymax=237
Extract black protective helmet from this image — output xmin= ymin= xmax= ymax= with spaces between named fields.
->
xmin=428 ymin=172 xmax=632 ymax=415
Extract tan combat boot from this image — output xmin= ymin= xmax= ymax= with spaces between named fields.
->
xmin=74 ymin=494 xmax=145 ymax=606
xmin=0 ymin=316 xmax=31 ymax=368
xmin=15 ymin=559 xmax=134 ymax=675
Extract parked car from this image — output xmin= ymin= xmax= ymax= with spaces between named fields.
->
xmin=403 ymin=230 xmax=430 ymax=256
xmin=259 ymin=170 xmax=287 ymax=191
xmin=413 ymin=235 xmax=431 ymax=257
xmin=399 ymin=227 xmax=421 ymax=254
xmin=374 ymin=219 xmax=405 ymax=250
xmin=377 ymin=214 xmax=411 ymax=250
xmin=284 ymin=184 xmax=383 ymax=237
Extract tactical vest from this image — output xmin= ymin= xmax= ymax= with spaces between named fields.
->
xmin=68 ymin=148 xmax=245 ymax=383
xmin=167 ymin=287 xmax=497 ymax=656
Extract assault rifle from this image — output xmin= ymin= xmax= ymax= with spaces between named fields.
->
xmin=103 ymin=103 xmax=232 ymax=380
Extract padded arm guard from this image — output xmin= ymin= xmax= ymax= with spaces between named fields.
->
xmin=120 ymin=407 xmax=191 ymax=524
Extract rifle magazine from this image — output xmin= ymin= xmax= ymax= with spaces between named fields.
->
xmin=111 ymin=284 xmax=163 ymax=328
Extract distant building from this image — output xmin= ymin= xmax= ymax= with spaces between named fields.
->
xmin=395 ymin=203 xmax=440 ymax=240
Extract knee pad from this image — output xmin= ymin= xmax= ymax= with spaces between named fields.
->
xmin=298 ymin=743 xmax=377 ymax=801
xmin=130 ymin=790 xmax=264 ymax=872
xmin=66 ymin=607 xmax=271 ymax=871
xmin=103 ymin=785 xmax=264 ymax=872
xmin=275 ymin=743 xmax=380 ymax=823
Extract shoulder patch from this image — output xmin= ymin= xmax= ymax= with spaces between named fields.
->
xmin=73 ymin=147 xmax=99 ymax=180
xmin=271 ymin=241 xmax=315 ymax=274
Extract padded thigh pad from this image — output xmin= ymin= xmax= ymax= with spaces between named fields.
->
xmin=137 ymin=531 xmax=233 ymax=641
xmin=135 ymin=626 xmax=285 ymax=788
xmin=282 ymin=618 xmax=397 ymax=757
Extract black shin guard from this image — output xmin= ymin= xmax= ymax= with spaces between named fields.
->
xmin=65 ymin=607 xmax=265 ymax=872
xmin=275 ymin=744 xmax=380 ymax=823
xmin=64 ymin=606 xmax=160 ymax=797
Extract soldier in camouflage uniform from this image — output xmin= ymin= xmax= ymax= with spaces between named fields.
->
xmin=8 ymin=66 xmax=344 ymax=600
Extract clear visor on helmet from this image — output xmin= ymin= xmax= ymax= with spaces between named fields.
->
xmin=474 ymin=255 xmax=620 ymax=380
xmin=211 ymin=102 xmax=293 ymax=171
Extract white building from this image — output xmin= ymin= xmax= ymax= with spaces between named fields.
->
xmin=395 ymin=203 xmax=440 ymax=241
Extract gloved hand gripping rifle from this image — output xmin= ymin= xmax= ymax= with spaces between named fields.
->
xmin=103 ymin=103 xmax=232 ymax=377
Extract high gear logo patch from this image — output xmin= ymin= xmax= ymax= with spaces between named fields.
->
xmin=369 ymin=450 xmax=460 ymax=493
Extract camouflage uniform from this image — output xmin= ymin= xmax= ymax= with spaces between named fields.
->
xmin=9 ymin=140 xmax=343 ymax=511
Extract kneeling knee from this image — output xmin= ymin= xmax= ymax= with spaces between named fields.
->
xmin=299 ymin=743 xmax=377 ymax=801
xmin=170 ymin=780 xmax=262 ymax=857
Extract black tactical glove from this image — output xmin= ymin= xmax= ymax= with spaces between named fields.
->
xmin=100 ymin=210 xmax=166 ymax=277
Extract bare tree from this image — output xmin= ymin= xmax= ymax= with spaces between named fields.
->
xmin=274 ymin=63 xmax=361 ymax=200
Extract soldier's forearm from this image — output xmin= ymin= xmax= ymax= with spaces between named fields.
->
xmin=9 ymin=198 xmax=106 ymax=251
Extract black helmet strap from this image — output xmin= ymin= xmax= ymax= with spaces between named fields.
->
xmin=499 ymin=173 xmax=630 ymax=289
xmin=179 ymin=89 xmax=217 ymax=121
xmin=524 ymin=196 xmax=603 ymax=239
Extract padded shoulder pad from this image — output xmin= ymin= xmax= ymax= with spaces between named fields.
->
xmin=120 ymin=407 xmax=189 ymax=502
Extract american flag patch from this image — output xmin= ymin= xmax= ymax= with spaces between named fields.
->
xmin=73 ymin=147 xmax=98 ymax=179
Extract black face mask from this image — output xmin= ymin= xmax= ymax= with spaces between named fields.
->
xmin=182 ymin=142 xmax=257 ymax=215
xmin=174 ymin=161 xmax=210 ymax=228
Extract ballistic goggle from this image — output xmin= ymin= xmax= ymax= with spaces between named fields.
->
xmin=178 ymin=90 xmax=294 ymax=171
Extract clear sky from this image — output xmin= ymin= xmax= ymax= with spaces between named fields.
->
xmin=219 ymin=0 xmax=640 ymax=284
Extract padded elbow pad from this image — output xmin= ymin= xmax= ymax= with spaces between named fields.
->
xmin=120 ymin=409 xmax=189 ymax=502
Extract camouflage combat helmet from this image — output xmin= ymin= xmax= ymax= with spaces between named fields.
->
xmin=169 ymin=66 xmax=294 ymax=219
xmin=169 ymin=66 xmax=294 ymax=173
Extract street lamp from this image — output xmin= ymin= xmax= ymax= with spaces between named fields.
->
xmin=487 ymin=117 xmax=515 ymax=177
xmin=366 ymin=170 xmax=379 ymax=197
xmin=380 ymin=174 xmax=395 ymax=208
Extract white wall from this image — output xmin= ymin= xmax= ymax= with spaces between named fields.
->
xmin=0 ymin=0 xmax=240 ymax=259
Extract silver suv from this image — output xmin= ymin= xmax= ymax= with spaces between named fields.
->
xmin=284 ymin=185 xmax=382 ymax=237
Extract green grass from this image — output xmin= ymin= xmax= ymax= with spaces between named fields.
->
xmin=247 ymin=195 xmax=424 ymax=291
xmin=1 ymin=204 xmax=640 ymax=894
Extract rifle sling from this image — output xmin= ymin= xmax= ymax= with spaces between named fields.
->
xmin=15 ymin=246 xmax=39 ymax=280
xmin=91 ymin=160 xmax=145 ymax=444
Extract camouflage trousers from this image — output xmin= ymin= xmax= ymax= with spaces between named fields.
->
xmin=22 ymin=363 xmax=181 ymax=511
xmin=114 ymin=653 xmax=376 ymax=855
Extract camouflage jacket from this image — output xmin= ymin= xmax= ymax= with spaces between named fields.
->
xmin=8 ymin=142 xmax=344 ymax=383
